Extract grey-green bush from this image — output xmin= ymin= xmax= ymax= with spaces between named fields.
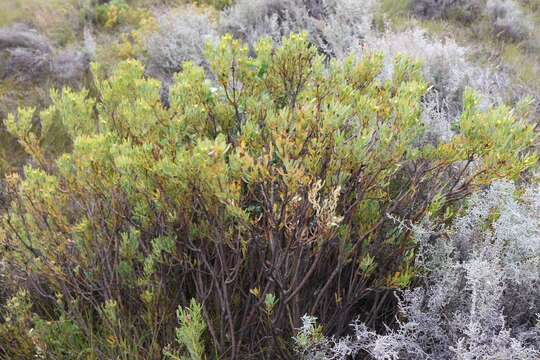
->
xmin=296 ymin=182 xmax=540 ymax=359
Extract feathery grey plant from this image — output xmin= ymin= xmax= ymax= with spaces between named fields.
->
xmin=0 ymin=24 xmax=52 ymax=83
xmin=410 ymin=0 xmax=532 ymax=42
xmin=358 ymin=27 xmax=519 ymax=142
xmin=219 ymin=0 xmax=375 ymax=57
xmin=358 ymin=28 xmax=472 ymax=143
xmin=144 ymin=7 xmax=218 ymax=81
xmin=316 ymin=0 xmax=375 ymax=58
xmin=0 ymin=24 xmax=51 ymax=53
xmin=219 ymin=0 xmax=315 ymax=49
xmin=409 ymin=0 xmax=483 ymax=22
xmin=360 ymin=28 xmax=470 ymax=105
xmin=296 ymin=182 xmax=540 ymax=359
xmin=83 ymin=24 xmax=96 ymax=60
xmin=51 ymin=49 xmax=91 ymax=86
xmin=0 ymin=23 xmax=92 ymax=85
xmin=485 ymin=0 xmax=532 ymax=42
xmin=420 ymin=91 xmax=455 ymax=144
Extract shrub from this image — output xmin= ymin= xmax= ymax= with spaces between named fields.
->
xmin=0 ymin=24 xmax=94 ymax=223
xmin=0 ymin=34 xmax=537 ymax=358
xmin=0 ymin=24 xmax=53 ymax=83
xmin=219 ymin=0 xmax=375 ymax=57
xmin=314 ymin=0 xmax=376 ymax=58
xmin=196 ymin=0 xmax=233 ymax=10
xmin=219 ymin=0 xmax=315 ymax=49
xmin=410 ymin=0 xmax=532 ymax=42
xmin=361 ymin=28 xmax=471 ymax=115
xmin=96 ymin=0 xmax=130 ymax=28
xmin=485 ymin=0 xmax=532 ymax=42
xmin=409 ymin=0 xmax=483 ymax=23
xmin=0 ymin=24 xmax=93 ymax=86
xmin=0 ymin=0 xmax=83 ymax=46
xmin=296 ymin=182 xmax=540 ymax=359
xmin=144 ymin=6 xmax=218 ymax=80
xmin=164 ymin=299 xmax=207 ymax=360
xmin=95 ymin=0 xmax=150 ymax=30
xmin=0 ymin=24 xmax=51 ymax=53
xmin=358 ymin=27 xmax=525 ymax=143
xmin=358 ymin=28 xmax=481 ymax=144
xmin=0 ymin=291 xmax=36 ymax=359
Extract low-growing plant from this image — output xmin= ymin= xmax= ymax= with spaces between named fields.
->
xmin=95 ymin=0 xmax=150 ymax=30
xmin=194 ymin=0 xmax=232 ymax=10
xmin=409 ymin=0 xmax=483 ymax=23
xmin=486 ymin=0 xmax=532 ymax=42
xmin=0 ymin=33 xmax=537 ymax=358
xmin=219 ymin=0 xmax=375 ymax=57
xmin=0 ymin=24 xmax=94 ymax=86
xmin=0 ymin=24 xmax=94 ymax=183
xmin=96 ymin=0 xmax=130 ymax=28
xmin=361 ymin=28 xmax=471 ymax=116
xmin=409 ymin=0 xmax=533 ymax=43
xmin=164 ymin=299 xmax=207 ymax=360
xmin=295 ymin=181 xmax=540 ymax=359
xmin=0 ymin=24 xmax=53 ymax=83
xmin=144 ymin=6 xmax=218 ymax=80
xmin=219 ymin=0 xmax=315 ymax=49
xmin=0 ymin=0 xmax=83 ymax=46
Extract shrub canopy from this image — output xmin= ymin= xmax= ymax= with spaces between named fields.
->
xmin=0 ymin=33 xmax=537 ymax=359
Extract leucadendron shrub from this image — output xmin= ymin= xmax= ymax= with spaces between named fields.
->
xmin=0 ymin=33 xmax=537 ymax=359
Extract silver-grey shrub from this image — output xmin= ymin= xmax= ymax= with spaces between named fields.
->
xmin=0 ymin=24 xmax=51 ymax=53
xmin=296 ymin=181 xmax=540 ymax=359
xmin=358 ymin=28 xmax=473 ymax=142
xmin=411 ymin=0 xmax=532 ymax=42
xmin=0 ymin=23 xmax=93 ymax=86
xmin=219 ymin=0 xmax=374 ymax=57
xmin=219 ymin=0 xmax=315 ymax=49
xmin=315 ymin=0 xmax=375 ymax=58
xmin=485 ymin=0 xmax=532 ymax=42
xmin=358 ymin=27 xmax=520 ymax=143
xmin=361 ymin=28 xmax=470 ymax=106
xmin=0 ymin=24 xmax=53 ymax=83
xmin=144 ymin=7 xmax=219 ymax=81
xmin=409 ymin=0 xmax=482 ymax=22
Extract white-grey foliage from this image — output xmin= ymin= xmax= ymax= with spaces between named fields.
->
xmin=219 ymin=0 xmax=374 ymax=57
xmin=315 ymin=0 xmax=375 ymax=58
xmin=220 ymin=0 xmax=317 ymax=49
xmin=409 ymin=0 xmax=482 ymax=22
xmin=0 ymin=23 xmax=52 ymax=53
xmin=358 ymin=28 xmax=475 ymax=142
xmin=358 ymin=27 xmax=521 ymax=143
xmin=83 ymin=24 xmax=97 ymax=60
xmin=0 ymin=24 xmax=53 ymax=82
xmin=411 ymin=0 xmax=531 ymax=42
xmin=296 ymin=182 xmax=540 ymax=359
xmin=361 ymin=28 xmax=470 ymax=108
xmin=144 ymin=7 xmax=219 ymax=80
xmin=51 ymin=49 xmax=91 ymax=85
xmin=0 ymin=23 xmax=92 ymax=85
xmin=485 ymin=0 xmax=532 ymax=42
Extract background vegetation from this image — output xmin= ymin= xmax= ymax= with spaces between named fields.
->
xmin=0 ymin=0 xmax=539 ymax=359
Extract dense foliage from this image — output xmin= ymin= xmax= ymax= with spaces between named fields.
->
xmin=0 ymin=32 xmax=537 ymax=359
xmin=295 ymin=181 xmax=540 ymax=359
xmin=2 ymin=0 xmax=539 ymax=177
